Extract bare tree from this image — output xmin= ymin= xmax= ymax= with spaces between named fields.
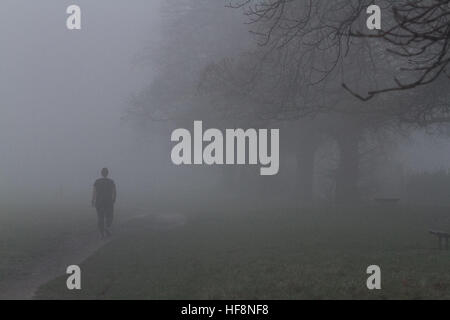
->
xmin=348 ymin=0 xmax=450 ymax=100
xmin=230 ymin=0 xmax=449 ymax=101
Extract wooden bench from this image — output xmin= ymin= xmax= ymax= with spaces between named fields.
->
xmin=429 ymin=230 xmax=450 ymax=250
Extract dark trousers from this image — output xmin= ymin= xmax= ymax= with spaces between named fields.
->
xmin=96 ymin=204 xmax=114 ymax=235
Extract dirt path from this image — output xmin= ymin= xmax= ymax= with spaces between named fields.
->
xmin=0 ymin=211 xmax=186 ymax=300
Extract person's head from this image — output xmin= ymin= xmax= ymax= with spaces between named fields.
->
xmin=101 ymin=168 xmax=109 ymax=178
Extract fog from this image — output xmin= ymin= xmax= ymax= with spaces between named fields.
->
xmin=0 ymin=0 xmax=448 ymax=210
xmin=0 ymin=1 xmax=163 ymax=206
xmin=0 ymin=0 xmax=448 ymax=209
xmin=1 ymin=0 xmax=450 ymax=301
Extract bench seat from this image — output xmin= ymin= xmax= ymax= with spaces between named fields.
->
xmin=429 ymin=230 xmax=450 ymax=250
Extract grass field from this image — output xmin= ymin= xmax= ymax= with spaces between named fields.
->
xmin=0 ymin=204 xmax=90 ymax=283
xmin=34 ymin=205 xmax=450 ymax=300
xmin=0 ymin=202 xmax=102 ymax=299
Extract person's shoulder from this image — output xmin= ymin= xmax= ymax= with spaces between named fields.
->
xmin=94 ymin=178 xmax=114 ymax=185
xmin=94 ymin=178 xmax=105 ymax=185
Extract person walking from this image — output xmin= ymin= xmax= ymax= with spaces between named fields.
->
xmin=91 ymin=168 xmax=116 ymax=238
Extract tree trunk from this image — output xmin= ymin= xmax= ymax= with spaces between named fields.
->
xmin=335 ymin=128 xmax=360 ymax=204
xmin=296 ymin=142 xmax=316 ymax=205
xmin=295 ymin=128 xmax=321 ymax=206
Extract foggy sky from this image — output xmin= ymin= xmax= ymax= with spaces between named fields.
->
xmin=0 ymin=0 xmax=449 ymax=205
xmin=0 ymin=1 xmax=163 ymax=203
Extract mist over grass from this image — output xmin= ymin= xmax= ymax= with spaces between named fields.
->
xmin=35 ymin=205 xmax=450 ymax=300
